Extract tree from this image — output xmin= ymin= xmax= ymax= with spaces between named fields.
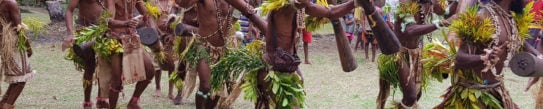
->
xmin=46 ymin=0 xmax=64 ymax=22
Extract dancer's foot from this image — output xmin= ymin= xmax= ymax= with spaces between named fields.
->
xmin=172 ymin=92 xmax=183 ymax=105
xmin=152 ymin=90 xmax=161 ymax=97
xmin=397 ymin=102 xmax=417 ymax=109
xmin=82 ymin=101 xmax=93 ymax=109
xmin=96 ymin=97 xmax=109 ymax=108
xmin=127 ymin=98 xmax=142 ymax=109
xmin=1 ymin=103 xmax=14 ymax=109
xmin=304 ymin=60 xmax=311 ymax=64
xmin=168 ymin=93 xmax=175 ymax=99
xmin=127 ymin=103 xmax=142 ymax=109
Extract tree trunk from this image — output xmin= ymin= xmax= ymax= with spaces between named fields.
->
xmin=46 ymin=1 xmax=65 ymax=23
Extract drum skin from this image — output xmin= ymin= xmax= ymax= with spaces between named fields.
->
xmin=509 ymin=52 xmax=543 ymax=77
xmin=137 ymin=27 xmax=160 ymax=46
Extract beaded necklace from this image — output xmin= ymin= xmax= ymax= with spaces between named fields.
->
xmin=479 ymin=1 xmax=519 ymax=76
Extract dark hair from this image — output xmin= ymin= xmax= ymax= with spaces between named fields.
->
xmin=510 ymin=0 xmax=524 ymax=14
xmin=418 ymin=0 xmax=430 ymax=3
xmin=490 ymin=0 xmax=524 ymax=14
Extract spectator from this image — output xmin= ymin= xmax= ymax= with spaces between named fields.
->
xmin=354 ymin=7 xmax=365 ymax=51
xmin=302 ymin=29 xmax=312 ymax=64
xmin=343 ymin=10 xmax=356 ymax=43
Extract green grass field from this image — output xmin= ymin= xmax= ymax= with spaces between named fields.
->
xmin=2 ymin=39 xmax=538 ymax=108
xmin=6 ymin=6 xmax=539 ymax=109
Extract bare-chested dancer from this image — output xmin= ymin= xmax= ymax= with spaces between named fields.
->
xmin=149 ymin=0 xmax=178 ymax=100
xmin=0 ymin=0 xmax=35 ymax=108
xmin=253 ymin=0 xmax=358 ymax=107
xmin=104 ymin=0 xmax=156 ymax=108
xmin=61 ymin=0 xmax=111 ymax=108
xmin=518 ymin=0 xmax=543 ymax=108
xmin=151 ymin=0 xmax=202 ymax=105
xmin=174 ymin=0 xmax=266 ymax=107
xmin=374 ymin=0 xmax=457 ymax=108
xmin=168 ymin=7 xmax=200 ymax=105
xmin=435 ymin=0 xmax=537 ymax=108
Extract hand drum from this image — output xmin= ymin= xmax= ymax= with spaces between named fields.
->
xmin=509 ymin=52 xmax=543 ymax=77
xmin=137 ymin=27 xmax=159 ymax=46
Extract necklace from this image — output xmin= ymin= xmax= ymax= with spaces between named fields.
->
xmin=296 ymin=8 xmax=305 ymax=40
xmin=214 ymin=0 xmax=233 ymax=38
xmin=484 ymin=1 xmax=519 ymax=50
xmin=96 ymin=0 xmax=106 ymax=9
xmin=480 ymin=1 xmax=520 ymax=76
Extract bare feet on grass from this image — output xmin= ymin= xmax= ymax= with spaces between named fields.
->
xmin=152 ymin=90 xmax=161 ymax=97
xmin=127 ymin=98 xmax=142 ymax=109
xmin=305 ymin=60 xmax=312 ymax=64
xmin=173 ymin=92 xmax=183 ymax=105
xmin=96 ymin=99 xmax=109 ymax=108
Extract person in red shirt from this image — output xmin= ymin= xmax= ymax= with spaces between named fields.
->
xmin=302 ymin=29 xmax=313 ymax=64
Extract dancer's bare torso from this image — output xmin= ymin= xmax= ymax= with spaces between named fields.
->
xmin=110 ymin=0 xmax=141 ymax=34
xmin=196 ymin=0 xmax=233 ymax=46
xmin=75 ymin=0 xmax=104 ymax=25
xmin=459 ymin=5 xmax=513 ymax=84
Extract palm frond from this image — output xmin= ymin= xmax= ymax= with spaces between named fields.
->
xmin=512 ymin=2 xmax=534 ymax=52
xmin=258 ymin=0 xmax=290 ymax=15
xmin=377 ymin=54 xmax=400 ymax=88
xmin=210 ymin=41 xmax=266 ymax=92
xmin=22 ymin=18 xmax=45 ymax=38
xmin=451 ymin=6 xmax=495 ymax=46
xmin=396 ymin=2 xmax=420 ymax=18
xmin=145 ymin=2 xmax=162 ymax=20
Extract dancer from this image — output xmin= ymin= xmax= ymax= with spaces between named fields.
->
xmin=302 ymin=29 xmax=312 ymax=64
xmin=62 ymin=0 xmax=111 ymax=108
xmin=249 ymin=0 xmax=358 ymax=108
xmin=0 ymin=0 xmax=35 ymax=108
xmin=147 ymin=0 xmax=181 ymax=103
xmin=104 ymin=0 xmax=157 ymax=108
xmin=175 ymin=0 xmax=267 ymax=107
xmin=375 ymin=0 xmax=454 ymax=108
xmin=435 ymin=0 xmax=536 ymax=108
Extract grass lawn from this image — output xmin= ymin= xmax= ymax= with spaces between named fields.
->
xmin=7 ymin=6 xmax=538 ymax=109
xmin=3 ymin=38 xmax=538 ymax=108
xmin=20 ymin=6 xmax=51 ymax=24
xmin=314 ymin=23 xmax=334 ymax=35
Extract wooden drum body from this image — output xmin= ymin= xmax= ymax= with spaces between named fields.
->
xmin=509 ymin=52 xmax=543 ymax=77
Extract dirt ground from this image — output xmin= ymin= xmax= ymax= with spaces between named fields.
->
xmin=2 ymin=6 xmax=539 ymax=109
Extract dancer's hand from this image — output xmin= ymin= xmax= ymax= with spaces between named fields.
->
xmin=439 ymin=20 xmax=451 ymax=27
xmin=490 ymin=42 xmax=509 ymax=59
xmin=62 ymin=34 xmax=74 ymax=52
xmin=441 ymin=17 xmax=455 ymax=27
xmin=480 ymin=48 xmax=491 ymax=65
xmin=126 ymin=19 xmax=140 ymax=28
xmin=164 ymin=35 xmax=174 ymax=44
xmin=485 ymin=43 xmax=506 ymax=68
xmin=525 ymin=77 xmax=540 ymax=92
xmin=356 ymin=0 xmax=375 ymax=15
xmin=27 ymin=48 xmax=33 ymax=57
